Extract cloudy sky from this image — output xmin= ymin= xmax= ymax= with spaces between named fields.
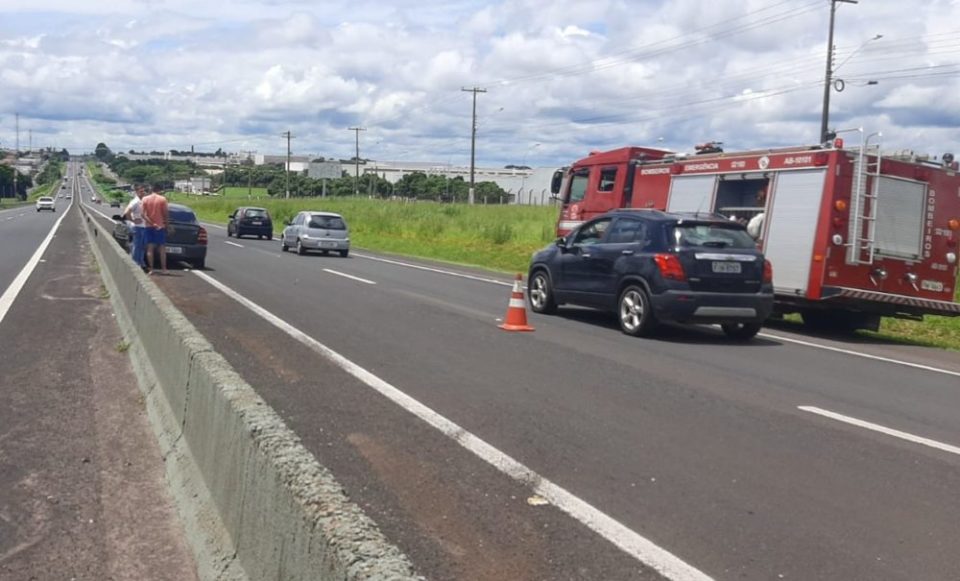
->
xmin=1 ymin=0 xmax=958 ymax=168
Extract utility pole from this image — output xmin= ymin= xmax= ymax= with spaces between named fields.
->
xmin=348 ymin=127 xmax=365 ymax=196
xmin=13 ymin=113 xmax=19 ymax=199
xmin=281 ymin=131 xmax=293 ymax=199
xmin=820 ymin=0 xmax=859 ymax=143
xmin=241 ymin=150 xmax=256 ymax=198
xmin=462 ymin=87 xmax=486 ymax=204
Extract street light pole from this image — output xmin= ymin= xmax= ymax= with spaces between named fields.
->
xmin=820 ymin=0 xmax=859 ymax=143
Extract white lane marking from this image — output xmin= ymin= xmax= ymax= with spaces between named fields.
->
xmin=0 ymin=205 xmax=71 ymax=326
xmin=799 ymin=406 xmax=960 ymax=456
xmin=322 ymin=268 xmax=376 ymax=285
xmin=192 ymin=270 xmax=712 ymax=581
xmin=352 ymin=252 xmax=514 ymax=287
xmin=224 ymin=240 xmax=244 ymax=248
xmin=760 ymin=332 xmax=960 ymax=379
xmin=201 ymin=221 xmax=227 ymax=230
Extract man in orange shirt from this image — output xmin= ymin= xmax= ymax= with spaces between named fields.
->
xmin=141 ymin=185 xmax=172 ymax=274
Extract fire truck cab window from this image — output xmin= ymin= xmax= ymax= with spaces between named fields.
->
xmin=568 ymin=170 xmax=589 ymax=203
xmin=598 ymin=167 xmax=617 ymax=192
xmin=573 ymin=218 xmax=611 ymax=246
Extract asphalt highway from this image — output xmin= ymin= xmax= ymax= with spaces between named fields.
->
xmin=77 ymin=179 xmax=960 ymax=579
xmin=0 ymin=164 xmax=197 ymax=579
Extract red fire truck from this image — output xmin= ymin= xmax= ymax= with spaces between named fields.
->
xmin=550 ymin=132 xmax=960 ymax=330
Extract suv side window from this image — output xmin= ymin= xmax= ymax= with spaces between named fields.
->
xmin=568 ymin=169 xmax=589 ymax=203
xmin=606 ymin=218 xmax=645 ymax=244
xmin=573 ymin=218 xmax=612 ymax=245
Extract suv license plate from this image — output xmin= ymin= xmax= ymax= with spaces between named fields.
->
xmin=166 ymin=246 xmax=183 ymax=254
xmin=711 ymin=261 xmax=741 ymax=274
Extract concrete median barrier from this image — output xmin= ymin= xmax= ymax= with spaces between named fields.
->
xmin=80 ymin=209 xmax=421 ymax=581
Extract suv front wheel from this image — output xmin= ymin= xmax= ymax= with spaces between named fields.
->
xmin=618 ymin=284 xmax=656 ymax=337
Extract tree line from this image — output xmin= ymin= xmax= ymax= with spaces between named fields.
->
xmin=95 ymin=142 xmax=509 ymax=202
xmin=0 ymin=148 xmax=69 ymax=199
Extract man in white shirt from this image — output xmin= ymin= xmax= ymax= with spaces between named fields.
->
xmin=747 ymin=188 xmax=767 ymax=243
xmin=123 ymin=184 xmax=147 ymax=270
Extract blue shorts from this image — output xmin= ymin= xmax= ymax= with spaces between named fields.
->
xmin=144 ymin=227 xmax=167 ymax=245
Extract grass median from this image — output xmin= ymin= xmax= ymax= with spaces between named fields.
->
xmin=169 ymin=193 xmax=960 ymax=351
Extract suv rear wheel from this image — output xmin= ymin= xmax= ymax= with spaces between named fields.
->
xmin=528 ymin=270 xmax=557 ymax=314
xmin=721 ymin=322 xmax=761 ymax=341
xmin=618 ymin=284 xmax=656 ymax=337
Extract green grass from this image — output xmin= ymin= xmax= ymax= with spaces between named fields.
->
xmin=28 ymin=179 xmax=59 ymax=201
xmin=862 ymin=286 xmax=960 ymax=351
xmin=0 ymin=198 xmax=31 ymax=209
xmin=219 ymin=186 xmax=270 ymax=198
xmin=86 ymin=161 xmax=128 ymax=202
xmin=169 ymin=193 xmax=960 ymax=350
xmin=167 ymin=194 xmax=557 ymax=273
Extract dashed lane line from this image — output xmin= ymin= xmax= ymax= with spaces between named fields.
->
xmin=799 ymin=406 xmax=960 ymax=457
xmin=322 ymin=268 xmax=376 ymax=285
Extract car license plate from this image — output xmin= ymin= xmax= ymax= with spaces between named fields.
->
xmin=711 ymin=261 xmax=741 ymax=274
xmin=321 ymin=241 xmax=338 ymax=248
xmin=166 ymin=246 xmax=183 ymax=254
xmin=251 ymin=221 xmax=262 ymax=225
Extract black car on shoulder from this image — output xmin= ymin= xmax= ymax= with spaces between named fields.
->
xmin=227 ymin=206 xmax=273 ymax=239
xmin=111 ymin=203 xmax=208 ymax=269
xmin=527 ymin=209 xmax=774 ymax=340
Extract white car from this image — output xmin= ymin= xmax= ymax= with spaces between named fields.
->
xmin=36 ymin=197 xmax=55 ymax=212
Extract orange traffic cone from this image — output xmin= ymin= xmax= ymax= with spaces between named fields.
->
xmin=499 ymin=274 xmax=535 ymax=332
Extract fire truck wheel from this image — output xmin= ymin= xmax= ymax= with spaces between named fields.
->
xmin=528 ymin=270 xmax=557 ymax=314
xmin=721 ymin=322 xmax=762 ymax=341
xmin=618 ymin=284 xmax=657 ymax=337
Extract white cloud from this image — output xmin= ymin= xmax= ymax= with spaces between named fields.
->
xmin=0 ymin=0 xmax=958 ymax=164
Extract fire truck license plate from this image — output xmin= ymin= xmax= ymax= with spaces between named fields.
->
xmin=711 ymin=261 xmax=741 ymax=274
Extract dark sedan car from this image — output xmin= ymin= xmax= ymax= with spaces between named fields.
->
xmin=527 ymin=209 xmax=774 ymax=340
xmin=227 ymin=206 xmax=273 ymax=239
xmin=112 ymin=203 xmax=208 ymax=269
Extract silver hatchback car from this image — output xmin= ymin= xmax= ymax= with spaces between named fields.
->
xmin=281 ymin=211 xmax=350 ymax=257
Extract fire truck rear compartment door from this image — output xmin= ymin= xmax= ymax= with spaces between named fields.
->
xmin=666 ymin=175 xmax=717 ymax=214
xmin=764 ymin=169 xmax=827 ymax=296
xmin=874 ymin=176 xmax=926 ymax=260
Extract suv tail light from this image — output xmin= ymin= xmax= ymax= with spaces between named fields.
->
xmin=654 ymin=254 xmax=686 ymax=281
xmin=763 ymin=259 xmax=773 ymax=283
xmin=198 ymin=226 xmax=208 ymax=245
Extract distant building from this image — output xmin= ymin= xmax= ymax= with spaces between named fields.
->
xmin=355 ymin=160 xmax=556 ymax=205
xmin=173 ymin=177 xmax=212 ymax=193
xmin=253 ymin=154 xmax=310 ymax=172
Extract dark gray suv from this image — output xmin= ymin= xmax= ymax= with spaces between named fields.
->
xmin=527 ymin=209 xmax=774 ymax=340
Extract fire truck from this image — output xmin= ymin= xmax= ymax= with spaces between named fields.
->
xmin=550 ymin=132 xmax=960 ymax=331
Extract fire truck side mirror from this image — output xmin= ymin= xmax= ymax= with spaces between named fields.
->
xmin=550 ymin=170 xmax=564 ymax=195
